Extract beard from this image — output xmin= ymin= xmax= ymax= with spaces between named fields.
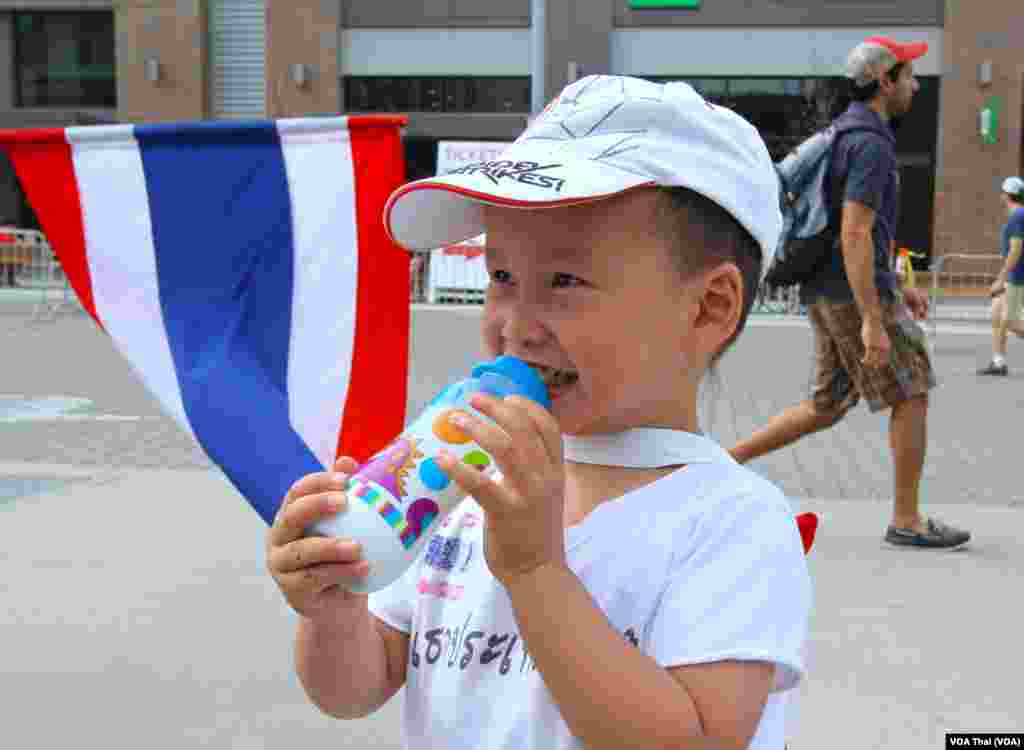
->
xmin=887 ymin=93 xmax=913 ymax=126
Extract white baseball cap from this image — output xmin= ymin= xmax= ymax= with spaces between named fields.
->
xmin=384 ymin=75 xmax=782 ymax=260
xmin=1002 ymin=176 xmax=1024 ymax=198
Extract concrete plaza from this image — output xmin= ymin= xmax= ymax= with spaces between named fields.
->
xmin=1 ymin=301 xmax=1021 ymax=748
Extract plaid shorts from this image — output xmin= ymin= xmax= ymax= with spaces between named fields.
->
xmin=808 ymin=299 xmax=936 ymax=415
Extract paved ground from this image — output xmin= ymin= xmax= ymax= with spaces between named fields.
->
xmin=2 ymin=298 xmax=1022 ymax=749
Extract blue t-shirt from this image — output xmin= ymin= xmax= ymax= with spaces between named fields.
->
xmin=1002 ymin=206 xmax=1024 ymax=285
xmin=801 ymin=103 xmax=900 ymax=304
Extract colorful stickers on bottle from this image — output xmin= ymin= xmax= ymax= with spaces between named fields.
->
xmin=350 ymin=477 xmax=439 ymax=550
xmin=349 ymin=408 xmax=493 ymax=550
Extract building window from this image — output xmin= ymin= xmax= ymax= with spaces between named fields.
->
xmin=644 ymin=75 xmax=940 ymax=256
xmin=14 ymin=12 xmax=116 ymax=108
xmin=343 ymin=77 xmax=530 ymax=114
xmin=646 ymin=76 xmax=847 ymax=160
xmin=646 ymin=75 xmax=937 ymax=159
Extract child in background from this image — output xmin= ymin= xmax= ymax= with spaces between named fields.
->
xmin=267 ymin=75 xmax=811 ymax=750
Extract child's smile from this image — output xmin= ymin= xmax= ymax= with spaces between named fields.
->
xmin=530 ymin=363 xmax=580 ymax=400
xmin=480 ymin=190 xmax=708 ymax=437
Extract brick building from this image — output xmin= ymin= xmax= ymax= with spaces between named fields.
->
xmin=0 ymin=0 xmax=1020 ymax=262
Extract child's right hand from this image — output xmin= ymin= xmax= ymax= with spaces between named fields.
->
xmin=266 ymin=457 xmax=370 ymax=619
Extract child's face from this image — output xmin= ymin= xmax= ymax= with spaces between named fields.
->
xmin=480 ymin=189 xmax=708 ymax=436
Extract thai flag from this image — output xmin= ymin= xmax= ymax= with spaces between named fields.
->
xmin=0 ymin=116 xmax=411 ymax=525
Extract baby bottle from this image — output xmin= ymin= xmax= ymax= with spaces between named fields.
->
xmin=307 ymin=355 xmax=550 ymax=593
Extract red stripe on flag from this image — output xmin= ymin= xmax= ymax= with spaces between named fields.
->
xmin=0 ymin=129 xmax=101 ymax=327
xmin=337 ymin=116 xmax=410 ymax=463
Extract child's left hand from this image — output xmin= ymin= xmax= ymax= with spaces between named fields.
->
xmin=437 ymin=392 xmax=566 ymax=585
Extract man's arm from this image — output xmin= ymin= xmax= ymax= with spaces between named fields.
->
xmin=840 ymin=199 xmax=883 ymax=323
xmin=997 ymin=237 xmax=1024 ymax=286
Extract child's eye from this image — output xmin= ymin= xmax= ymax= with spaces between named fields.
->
xmin=552 ymin=272 xmax=585 ymax=288
xmin=490 ymin=269 xmax=512 ymax=284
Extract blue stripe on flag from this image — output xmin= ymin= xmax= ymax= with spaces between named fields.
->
xmin=135 ymin=121 xmax=324 ymax=524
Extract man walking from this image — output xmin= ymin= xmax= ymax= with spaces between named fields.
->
xmin=729 ymin=37 xmax=970 ymax=548
xmin=977 ymin=176 xmax=1024 ymax=376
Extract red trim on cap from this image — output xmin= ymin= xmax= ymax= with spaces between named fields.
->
xmin=384 ymin=178 xmax=657 ymax=248
xmin=864 ymin=36 xmax=928 ymax=63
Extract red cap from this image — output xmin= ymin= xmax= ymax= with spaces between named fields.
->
xmin=863 ymin=36 xmax=929 ymax=63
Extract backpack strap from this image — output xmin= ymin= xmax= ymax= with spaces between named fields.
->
xmin=824 ymin=124 xmax=875 ymax=233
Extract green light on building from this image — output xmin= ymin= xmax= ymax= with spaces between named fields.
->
xmin=630 ymin=0 xmax=701 ymax=7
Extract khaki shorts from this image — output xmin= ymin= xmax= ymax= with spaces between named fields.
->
xmin=1004 ymin=283 xmax=1024 ymax=322
xmin=808 ymin=299 xmax=936 ymax=416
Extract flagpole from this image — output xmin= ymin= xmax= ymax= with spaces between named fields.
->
xmin=531 ymin=0 xmax=546 ymax=114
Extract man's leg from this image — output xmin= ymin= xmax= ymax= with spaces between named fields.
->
xmin=994 ymin=295 xmax=1010 ymax=357
xmin=979 ymin=295 xmax=1011 ymax=374
xmin=730 ymin=302 xmax=852 ymax=464
xmin=889 ymin=394 xmax=928 ymax=531
xmin=729 ymin=401 xmax=840 ymax=464
xmin=876 ymin=307 xmax=970 ymax=546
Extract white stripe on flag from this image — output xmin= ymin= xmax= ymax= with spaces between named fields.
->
xmin=277 ymin=119 xmax=360 ymax=469
xmin=67 ymin=125 xmax=196 ymax=442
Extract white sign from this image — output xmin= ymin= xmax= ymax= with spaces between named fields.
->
xmin=436 ymin=140 xmax=511 ymax=174
xmin=427 ymin=141 xmax=512 ymax=303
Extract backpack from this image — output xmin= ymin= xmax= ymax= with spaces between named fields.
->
xmin=762 ymin=125 xmax=859 ymax=289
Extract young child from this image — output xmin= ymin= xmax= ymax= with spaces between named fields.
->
xmin=267 ymin=75 xmax=811 ymax=749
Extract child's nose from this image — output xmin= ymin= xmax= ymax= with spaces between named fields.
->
xmin=500 ymin=303 xmax=550 ymax=350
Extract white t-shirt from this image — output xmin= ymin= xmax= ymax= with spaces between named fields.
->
xmin=369 ymin=435 xmax=811 ymax=749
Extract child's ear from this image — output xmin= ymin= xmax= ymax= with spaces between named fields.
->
xmin=691 ymin=264 xmax=744 ymax=355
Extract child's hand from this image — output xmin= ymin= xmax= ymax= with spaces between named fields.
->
xmin=266 ymin=457 xmax=370 ymax=620
xmin=437 ymin=393 xmax=566 ymax=585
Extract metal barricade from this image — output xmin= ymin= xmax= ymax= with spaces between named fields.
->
xmin=0 ymin=226 xmax=78 ymax=319
xmin=928 ymin=253 xmax=1003 ymax=334
xmin=754 ymin=283 xmax=803 ymax=315
xmin=410 ymin=252 xmax=428 ymax=303
xmin=0 ymin=226 xmax=32 ymax=284
xmin=408 ymin=250 xmax=808 ymax=317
